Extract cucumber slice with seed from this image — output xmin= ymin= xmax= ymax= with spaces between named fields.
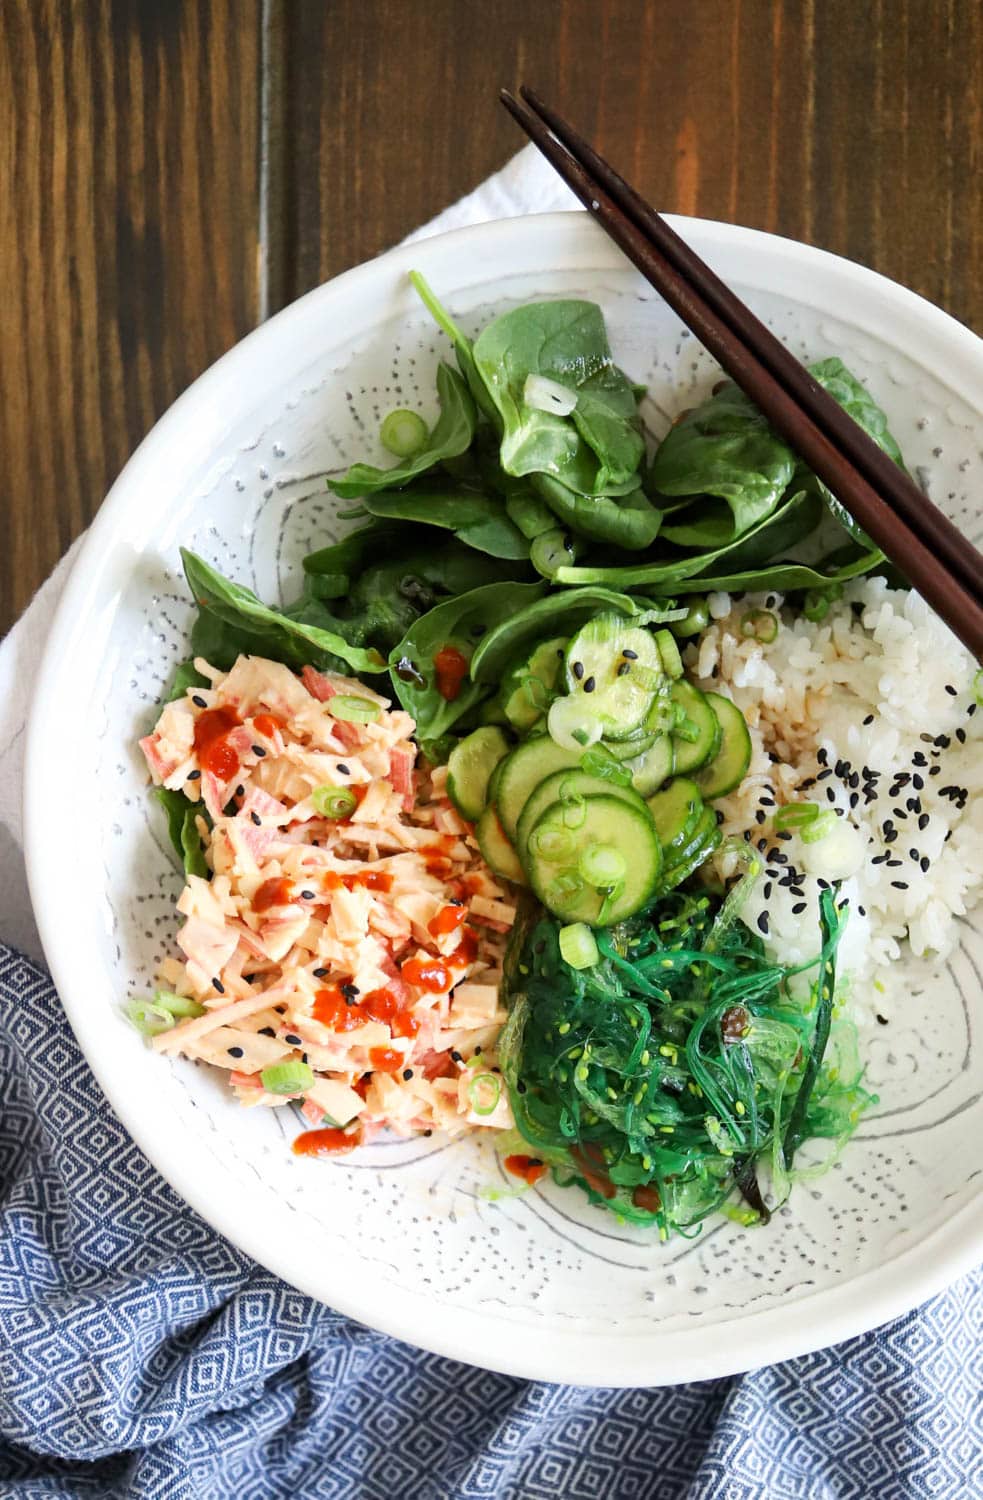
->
xmin=494 ymin=738 xmax=585 ymax=840
xmin=516 ymin=768 xmax=646 ymax=860
xmin=564 ymin=613 xmax=664 ymax=740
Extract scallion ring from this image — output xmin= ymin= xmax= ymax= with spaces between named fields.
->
xmin=329 ymin=695 xmax=381 ymax=724
xmin=740 ymin=608 xmax=778 ymax=644
xmin=467 ymin=1072 xmax=502 ymax=1116
xmin=774 ymin=802 xmax=820 ymax=831
xmin=380 ymin=408 xmax=428 ymax=458
xmin=261 ymin=1060 xmax=315 ymax=1095
xmin=312 ymin=785 xmax=358 ymax=819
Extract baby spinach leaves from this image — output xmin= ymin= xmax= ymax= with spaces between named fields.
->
xmin=327 ymin=363 xmax=477 ymax=500
xmin=534 ymin=475 xmax=662 ymax=551
xmin=472 ymin=300 xmax=645 ymax=495
xmin=154 ymin=787 xmax=210 ymax=878
xmin=182 ymin=549 xmax=387 ymax=676
xmin=388 ymin=580 xmax=547 ymax=741
xmin=357 ymin=483 xmax=529 ymax=559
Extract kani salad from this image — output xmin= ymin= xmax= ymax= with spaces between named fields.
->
xmin=135 ymin=274 xmax=983 ymax=1241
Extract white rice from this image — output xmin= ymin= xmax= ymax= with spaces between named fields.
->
xmin=689 ymin=577 xmax=983 ymax=1022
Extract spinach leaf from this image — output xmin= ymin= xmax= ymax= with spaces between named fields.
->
xmin=182 ymin=550 xmax=387 ymax=675
xmin=469 ymin=584 xmax=664 ymax=683
xmin=388 ymin=580 xmax=547 ymax=742
xmin=472 ymin=300 xmax=645 ymax=495
xmin=327 ymin=363 xmax=477 ymax=500
xmin=167 ymin=659 xmax=210 ymax=703
xmin=534 ymin=474 xmax=662 ymax=550
xmin=302 ymin=521 xmax=418 ymax=596
xmin=807 ymin=357 xmax=908 ymax=546
xmin=155 ymin=787 xmax=210 ymax=878
xmin=651 ymin=544 xmax=884 ymax=597
xmin=359 ymin=483 xmax=529 ymax=559
xmin=650 ymin=383 xmax=797 ymax=543
xmin=409 ymin=271 xmax=500 ymax=426
xmin=552 ymin=487 xmax=825 ymax=590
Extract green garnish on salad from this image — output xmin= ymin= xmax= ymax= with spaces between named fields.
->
xmin=148 ymin=273 xmax=918 ymax=1238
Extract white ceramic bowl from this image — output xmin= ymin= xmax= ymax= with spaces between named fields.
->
xmin=25 ymin=213 xmax=983 ymax=1386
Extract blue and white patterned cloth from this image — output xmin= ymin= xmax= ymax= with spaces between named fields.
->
xmin=0 ymin=942 xmax=980 ymax=1499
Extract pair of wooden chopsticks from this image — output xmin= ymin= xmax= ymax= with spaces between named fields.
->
xmin=501 ymin=86 xmax=983 ymax=661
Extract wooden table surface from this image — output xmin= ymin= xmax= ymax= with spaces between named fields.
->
xmin=2 ymin=0 xmax=981 ymax=634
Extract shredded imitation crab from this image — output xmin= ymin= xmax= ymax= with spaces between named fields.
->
xmin=139 ymin=653 xmax=516 ymax=1149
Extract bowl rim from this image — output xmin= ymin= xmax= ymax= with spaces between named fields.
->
xmin=24 ymin=209 xmax=983 ymax=1386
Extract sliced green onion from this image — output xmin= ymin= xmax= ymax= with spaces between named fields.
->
xmin=559 ymin=794 xmax=587 ymax=831
xmin=380 ymin=408 xmax=428 ymax=458
xmin=579 ymin=746 xmax=633 ymax=787
xmin=123 ymin=990 xmax=206 ymax=1037
xmin=669 ymin=598 xmax=710 ymax=638
xmin=532 ymin=825 xmax=575 ymax=861
xmin=579 ymin=844 xmax=627 ymax=888
xmin=803 ymin=591 xmax=830 ymax=622
xmin=800 ymin=808 xmax=837 ymax=844
xmin=973 ymin=668 xmax=983 ymax=707
xmin=312 ymin=785 xmax=358 ymax=819
xmin=261 ymin=1060 xmax=315 ymax=1095
xmin=633 ymin=664 xmax=666 ymax=692
xmin=467 ymin=1071 xmax=502 ymax=1115
xmin=654 ymin=629 xmax=683 ymax=679
xmin=740 ymin=608 xmax=778 ymax=644
xmin=559 ymin=922 xmax=599 ymax=970
xmin=674 ymin=714 xmax=701 ymax=744
xmin=548 ymin=871 xmax=584 ymax=904
xmin=774 ymin=802 xmax=820 ymax=831
xmin=124 ymin=999 xmax=176 ymax=1037
xmin=329 ymin=695 xmax=381 ymax=724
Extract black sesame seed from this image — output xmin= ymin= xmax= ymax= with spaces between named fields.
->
xmin=876 ymin=1014 xmax=889 ymax=1026
xmin=817 ymin=768 xmax=833 ymax=781
xmin=259 ymin=1026 xmax=276 ymax=1038
xmin=622 ymin=648 xmax=639 ymax=660
xmin=572 ymin=661 xmax=585 ymax=680
xmin=403 ymin=1069 xmax=413 ymax=1081
xmin=284 ymin=1033 xmax=301 ymax=1046
xmin=474 ymin=1046 xmax=482 ymax=1056
xmin=212 ymin=977 xmax=225 ymax=994
xmin=757 ymin=912 xmax=770 ymax=935
xmin=857 ymin=906 xmax=866 ymax=917
xmin=918 ymin=814 xmax=930 ymax=830
xmin=826 ymin=787 xmax=837 ymax=803
xmin=192 ymin=695 xmax=207 ymax=708
xmin=236 ymin=784 xmax=245 ymax=797
xmin=891 ymin=880 xmax=909 ymax=890
xmin=336 ymin=763 xmax=350 ymax=776
xmin=863 ymin=714 xmax=874 ymax=726
xmin=187 ymin=769 xmax=202 ymax=781
xmin=313 ymin=967 xmax=329 ymax=978
xmin=617 ymin=662 xmax=631 ymax=676
xmin=755 ymin=809 xmax=766 ymax=824
xmin=945 ymin=684 xmax=957 ymax=696
xmin=871 ymin=853 xmax=888 ymax=865
xmin=956 ymin=727 xmax=967 ymax=744
xmin=252 ymin=745 xmax=266 ymax=757
xmin=848 ymin=772 xmax=859 ymax=789
xmin=301 ymin=889 xmax=316 ymax=900
xmin=929 ymin=765 xmax=942 ymax=776
xmin=935 ymin=735 xmax=951 ymax=749
xmin=792 ymin=902 xmax=807 ymax=915
xmin=920 ymin=856 xmax=931 ymax=872
xmin=583 ymin=676 xmax=596 ymax=693
xmin=763 ymin=882 xmax=773 ymax=899
xmin=909 ymin=847 xmax=919 ymax=860
xmin=912 ymin=752 xmax=927 ymax=767
xmin=887 ymin=859 xmax=903 ymax=867
xmin=341 ymin=983 xmax=360 ymax=999
xmin=451 ymin=1050 xmax=463 ymax=1063
xmin=912 ymin=775 xmax=924 ymax=790
xmin=969 ymin=703 xmax=977 ymax=717
xmin=817 ymin=748 xmax=828 ymax=766
xmin=517 ymin=1080 xmax=527 ymax=1094
xmin=227 ymin=1046 xmax=243 ymax=1059
xmin=884 ymin=829 xmax=898 ymax=844
xmin=250 ymin=811 xmax=261 ymax=826
xmin=850 ymin=793 xmax=859 ymax=809
xmin=777 ymin=830 xmax=793 ymax=842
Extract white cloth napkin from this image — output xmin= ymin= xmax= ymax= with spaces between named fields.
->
xmin=0 ymin=146 xmax=579 ymax=963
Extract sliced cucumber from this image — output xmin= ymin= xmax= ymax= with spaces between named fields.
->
xmin=602 ymin=729 xmax=657 ymax=761
xmin=502 ymin=636 xmax=568 ymax=733
xmin=447 ymin=727 xmax=511 ymax=821
xmin=476 ymin=805 xmax=527 ymax=886
xmin=694 ymin=693 xmax=752 ymax=799
xmin=625 ymin=734 xmax=675 ymax=797
xmin=563 ymin=613 xmax=664 ymax=740
xmin=526 ymin=794 xmax=662 ymax=927
xmin=494 ymin=739 xmax=584 ymax=840
xmin=516 ymin=768 xmax=646 ymax=861
xmin=646 ymin=776 xmax=704 ymax=853
xmin=670 ymin=680 xmax=722 ymax=773
xmin=660 ymin=808 xmax=721 ymax=890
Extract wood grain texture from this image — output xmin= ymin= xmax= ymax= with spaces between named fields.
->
xmin=4 ymin=0 xmax=983 ymax=632
xmin=284 ymin=0 xmax=983 ymax=337
xmin=0 ymin=0 xmax=261 ymax=633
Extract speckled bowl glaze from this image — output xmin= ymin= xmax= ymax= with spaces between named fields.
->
xmin=25 ymin=214 xmax=983 ymax=1386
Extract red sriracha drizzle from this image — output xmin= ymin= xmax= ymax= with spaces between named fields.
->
xmin=292 ymin=1124 xmax=362 ymax=1158
xmin=428 ymin=903 xmax=468 ymax=939
xmin=253 ymin=876 xmax=294 ymax=912
xmin=432 ymin=645 xmax=469 ymax=701
xmin=252 ymin=712 xmax=285 ymax=740
xmin=193 ymin=706 xmax=242 ymax=780
xmin=400 ymin=956 xmax=451 ymax=993
xmin=504 ymin=1154 xmax=547 ymax=1186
